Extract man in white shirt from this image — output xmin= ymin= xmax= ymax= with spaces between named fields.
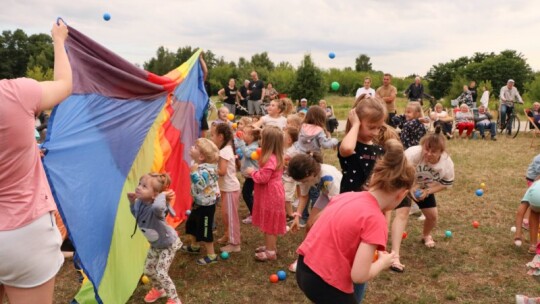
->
xmin=355 ymin=77 xmax=376 ymax=100
xmin=499 ymin=79 xmax=523 ymax=134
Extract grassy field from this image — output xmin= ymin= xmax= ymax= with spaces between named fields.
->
xmin=50 ymin=99 xmax=540 ymax=304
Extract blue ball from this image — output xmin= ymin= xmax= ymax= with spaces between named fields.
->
xmin=445 ymin=230 xmax=452 ymax=238
xmin=414 ymin=189 xmax=423 ymax=199
xmin=277 ymin=270 xmax=286 ymax=280
xmin=475 ymin=189 xmax=484 ymax=197
xmin=328 ymin=52 xmax=336 ymax=59
xmin=103 ymin=13 xmax=111 ymax=21
xmin=220 ymin=251 xmax=229 ymax=260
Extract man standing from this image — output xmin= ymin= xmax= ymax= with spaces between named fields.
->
xmin=499 ymin=79 xmax=523 ymax=134
xmin=376 ymin=73 xmax=398 ymax=127
xmin=405 ymin=76 xmax=424 ymax=102
xmin=247 ymin=71 xmax=265 ymax=115
xmin=468 ymin=80 xmax=478 ymax=105
xmin=355 ymin=77 xmax=376 ymax=100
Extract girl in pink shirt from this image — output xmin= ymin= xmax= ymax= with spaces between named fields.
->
xmin=245 ymin=126 xmax=286 ymax=262
xmin=296 ymin=139 xmax=415 ymax=303
xmin=211 ymin=124 xmax=241 ymax=256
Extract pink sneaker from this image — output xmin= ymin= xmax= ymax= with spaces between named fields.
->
xmin=144 ymin=288 xmax=166 ymax=303
xmin=166 ymin=298 xmax=182 ymax=304
xmin=288 ymin=259 xmax=298 ymax=272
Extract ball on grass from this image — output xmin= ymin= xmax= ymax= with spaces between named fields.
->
xmin=402 ymin=232 xmax=408 ymax=239
xmin=445 ymin=230 xmax=452 ymax=238
xmin=480 ymin=182 xmax=486 ymax=188
xmin=277 ymin=270 xmax=287 ymax=281
xmin=511 ymin=226 xmax=516 ymax=233
xmin=220 ymin=251 xmax=229 ymax=260
xmin=475 ymin=189 xmax=484 ymax=197
xmin=472 ymin=221 xmax=479 ymax=228
xmin=269 ymin=274 xmax=279 ymax=283
xmin=103 ymin=13 xmax=111 ymax=21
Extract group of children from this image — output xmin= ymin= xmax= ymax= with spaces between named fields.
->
xmin=127 ymin=94 xmax=459 ymax=303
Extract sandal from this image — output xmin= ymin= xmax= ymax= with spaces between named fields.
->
xmin=254 ymin=250 xmax=277 ymax=262
xmin=421 ymin=235 xmax=436 ymax=248
xmin=390 ymin=256 xmax=405 ymax=273
xmin=255 ymin=246 xmax=266 ymax=253
xmin=528 ymin=245 xmax=537 ymax=255
xmin=217 ymin=236 xmax=229 ymax=245
xmin=514 ymin=237 xmax=523 ymax=247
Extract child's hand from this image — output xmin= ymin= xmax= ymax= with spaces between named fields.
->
xmin=127 ymin=192 xmax=137 ymax=204
xmin=164 ymin=189 xmax=176 ymax=202
xmin=377 ymin=250 xmax=396 ymax=269
xmin=290 ymin=217 xmax=300 ymax=233
xmin=190 ymin=163 xmax=199 ymax=172
xmin=347 ymin=109 xmax=360 ymax=127
xmin=244 ymin=167 xmax=255 ymax=176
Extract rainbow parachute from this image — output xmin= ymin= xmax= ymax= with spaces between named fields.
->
xmin=42 ymin=26 xmax=206 ymax=303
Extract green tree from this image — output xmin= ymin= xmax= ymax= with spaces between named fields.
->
xmin=26 ymin=65 xmax=53 ymax=81
xmin=27 ymin=33 xmax=53 ymax=70
xmin=425 ymin=56 xmax=470 ymax=99
xmin=355 ymin=54 xmax=372 ymax=72
xmin=251 ymin=52 xmax=275 ymax=71
xmin=0 ymin=29 xmax=29 ymax=78
xmin=268 ymin=62 xmax=295 ymax=94
xmin=290 ymin=54 xmax=325 ymax=102
xmin=143 ymin=46 xmax=177 ymax=75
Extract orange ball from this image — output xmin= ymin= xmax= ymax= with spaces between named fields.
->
xmin=472 ymin=221 xmax=479 ymax=228
xmin=269 ymin=274 xmax=279 ymax=283
xmin=251 ymin=151 xmax=260 ymax=160
xmin=402 ymin=232 xmax=408 ymax=239
xmin=227 ymin=113 xmax=234 ymax=121
xmin=232 ymin=123 xmax=238 ymax=129
xmin=372 ymin=251 xmax=379 ymax=262
xmin=256 ymin=147 xmax=262 ymax=155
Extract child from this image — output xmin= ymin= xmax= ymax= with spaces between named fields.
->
xmin=286 ymin=114 xmax=303 ymax=131
xmin=294 ymin=106 xmax=338 ymax=153
xmin=128 ymin=173 xmax=182 ymax=304
xmin=520 ymin=181 xmax=540 ymax=254
xmin=339 ymin=97 xmax=386 ymax=194
xmin=252 ymin=99 xmax=288 ymax=130
xmin=237 ymin=125 xmax=261 ymax=224
xmin=244 ymin=126 xmax=286 ymax=261
xmin=391 ymin=101 xmax=428 ymax=149
xmin=455 ymin=103 xmax=475 ymax=138
xmin=474 ymin=105 xmax=497 ymax=140
xmin=514 ymin=154 xmax=540 ymax=247
xmin=182 ymin=138 xmax=220 ymax=265
xmin=211 ymin=123 xmax=242 ymax=253
xmin=212 ymin=106 xmax=232 ymax=127
xmin=283 ymin=127 xmax=300 ymax=221
xmin=296 ymin=139 xmax=415 ymax=303
xmin=389 ymin=126 xmax=454 ymax=273
xmin=430 ymin=103 xmax=454 ymax=139
xmin=287 ymin=152 xmax=342 ymax=273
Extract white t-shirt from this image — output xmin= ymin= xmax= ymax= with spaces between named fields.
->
xmin=261 ymin=115 xmax=287 ymax=129
xmin=218 ymin=145 xmax=241 ymax=192
xmin=355 ymin=87 xmax=376 ymax=99
xmin=299 ymin=164 xmax=343 ymax=198
xmin=480 ymin=91 xmax=490 ymax=109
xmin=405 ymin=145 xmax=454 ymax=188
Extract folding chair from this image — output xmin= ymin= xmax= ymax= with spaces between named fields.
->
xmin=524 ymin=109 xmax=540 ymax=147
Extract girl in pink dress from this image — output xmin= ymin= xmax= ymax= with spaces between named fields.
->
xmin=245 ymin=126 xmax=285 ymax=261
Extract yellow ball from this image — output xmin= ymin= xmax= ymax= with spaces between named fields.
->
xmin=251 ymin=151 xmax=260 ymax=160
xmin=141 ymin=275 xmax=150 ymax=285
xmin=232 ymin=123 xmax=237 ymax=129
xmin=227 ymin=113 xmax=234 ymax=121
xmin=480 ymin=183 xmax=486 ymax=188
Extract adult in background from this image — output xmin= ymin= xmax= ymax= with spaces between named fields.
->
xmin=0 ymin=20 xmax=72 ymax=304
xmin=247 ymin=71 xmax=265 ymax=116
xmin=297 ymin=98 xmax=309 ymax=113
xmin=218 ymin=78 xmax=239 ymax=116
xmin=404 ymin=76 xmax=424 ymax=103
xmin=468 ymin=80 xmax=478 ymax=105
xmin=239 ymin=79 xmax=250 ymax=110
xmin=355 ymin=77 xmax=376 ymax=100
xmin=499 ymin=79 xmax=524 ymax=135
xmin=263 ymin=82 xmax=279 ymax=103
xmin=376 ymin=73 xmax=398 ymax=127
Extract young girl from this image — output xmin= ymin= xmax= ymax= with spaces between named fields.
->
xmin=128 ymin=173 xmax=182 ymax=304
xmin=389 ymin=126 xmax=455 ymax=273
xmin=514 ymin=153 xmax=540 ymax=247
xmin=391 ymin=101 xmax=428 ymax=149
xmin=212 ymin=106 xmax=232 ymax=128
xmin=211 ymin=123 xmax=242 ymax=253
xmin=520 ymin=181 xmax=540 ymax=255
xmin=286 ymin=114 xmax=303 ymax=131
xmin=430 ymin=103 xmax=454 ymax=139
xmin=455 ymin=103 xmax=475 ymax=138
xmin=339 ymin=97 xmax=386 ymax=194
xmin=296 ymin=139 xmax=415 ymax=303
xmin=283 ymin=127 xmax=300 ymax=221
xmin=237 ymin=125 xmax=261 ymax=224
xmin=244 ymin=126 xmax=285 ymax=261
xmin=294 ymin=106 xmax=338 ymax=153
xmin=252 ymin=99 xmax=288 ymax=130
xmin=182 ymin=138 xmax=220 ymax=265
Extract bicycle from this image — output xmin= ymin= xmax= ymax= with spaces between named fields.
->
xmin=496 ymin=101 xmax=522 ymax=138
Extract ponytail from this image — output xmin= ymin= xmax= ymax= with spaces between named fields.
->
xmin=369 ymin=139 xmax=415 ymax=192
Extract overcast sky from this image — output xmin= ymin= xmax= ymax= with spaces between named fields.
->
xmin=1 ymin=0 xmax=539 ymax=77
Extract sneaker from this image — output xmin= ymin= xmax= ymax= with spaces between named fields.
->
xmin=166 ymin=298 xmax=182 ymax=304
xmin=197 ymin=255 xmax=218 ymax=265
xmin=491 ymin=137 xmax=497 ymax=141
xmin=299 ymin=218 xmax=307 ymax=228
xmin=144 ymin=288 xmax=166 ymax=303
xmin=409 ymin=203 xmax=421 ymax=216
xmin=418 ymin=214 xmax=426 ymax=221
xmin=288 ymin=260 xmax=298 ymax=272
xmin=242 ymin=215 xmax=252 ymax=224
xmin=180 ymin=245 xmax=200 ymax=254
xmin=220 ymin=244 xmax=241 ymax=253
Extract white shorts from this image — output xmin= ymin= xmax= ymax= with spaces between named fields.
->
xmin=0 ymin=212 xmax=64 ymax=288
xmin=284 ymin=180 xmax=298 ymax=202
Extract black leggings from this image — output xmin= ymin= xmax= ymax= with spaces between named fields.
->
xmin=242 ymin=177 xmax=254 ymax=214
xmin=296 ymin=255 xmax=357 ymax=304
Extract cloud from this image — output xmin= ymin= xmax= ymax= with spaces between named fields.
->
xmin=1 ymin=0 xmax=539 ymax=76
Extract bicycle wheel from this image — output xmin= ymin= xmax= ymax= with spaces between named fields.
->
xmin=510 ymin=115 xmax=520 ymax=138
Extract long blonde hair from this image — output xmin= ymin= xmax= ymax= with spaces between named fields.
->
xmin=259 ymin=126 xmax=284 ymax=170
xmin=345 ymin=96 xmax=387 ymax=133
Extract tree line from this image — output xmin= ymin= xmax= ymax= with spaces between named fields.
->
xmin=3 ymin=28 xmax=540 ymax=105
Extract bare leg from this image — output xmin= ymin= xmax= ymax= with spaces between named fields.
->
xmin=264 ymin=234 xmax=278 ymax=252
xmin=529 ymin=210 xmax=540 ymax=252
xmin=285 ymin=201 xmax=293 ymax=217
xmin=515 ymin=202 xmax=529 ymax=242
xmin=391 ymin=207 xmax=410 ymax=267
xmin=202 ymin=241 xmax=215 ymax=255
xmin=385 ymin=210 xmax=392 ymax=231
xmin=421 ymin=207 xmax=438 ymax=239
xmin=4 ymin=277 xmax=55 ymax=304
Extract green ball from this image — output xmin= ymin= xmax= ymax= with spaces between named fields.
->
xmin=331 ymin=81 xmax=340 ymax=91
